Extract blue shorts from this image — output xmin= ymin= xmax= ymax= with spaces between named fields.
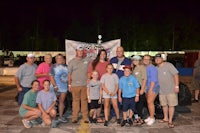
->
xmin=18 ymin=86 xmax=31 ymax=106
xmin=146 ymin=86 xmax=160 ymax=94
xmin=122 ymin=97 xmax=136 ymax=112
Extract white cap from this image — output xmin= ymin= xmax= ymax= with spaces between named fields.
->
xmin=27 ymin=53 xmax=35 ymax=58
xmin=76 ymin=44 xmax=84 ymax=50
xmin=132 ymin=55 xmax=142 ymax=60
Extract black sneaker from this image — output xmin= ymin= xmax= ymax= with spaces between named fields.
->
xmin=117 ymin=119 xmax=121 ymax=125
xmin=128 ymin=118 xmax=133 ymax=126
xmin=104 ymin=121 xmax=108 ymax=126
xmin=121 ymin=120 xmax=127 ymax=127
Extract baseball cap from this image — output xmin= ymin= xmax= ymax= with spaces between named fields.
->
xmin=132 ymin=55 xmax=142 ymax=60
xmin=123 ymin=65 xmax=132 ymax=70
xmin=76 ymin=44 xmax=84 ymax=50
xmin=27 ymin=53 xmax=35 ymax=58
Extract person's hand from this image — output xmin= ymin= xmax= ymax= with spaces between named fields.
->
xmin=135 ymin=96 xmax=139 ymax=102
xmin=118 ymin=97 xmax=122 ymax=103
xmin=54 ymin=86 xmax=58 ymax=92
xmin=46 ymin=109 xmax=50 ymax=114
xmin=140 ymin=89 xmax=144 ymax=95
xmin=98 ymin=99 xmax=101 ymax=104
xmin=110 ymin=92 xmax=115 ymax=96
xmin=174 ymin=87 xmax=179 ymax=93
xmin=88 ymin=98 xmax=91 ymax=103
xmin=68 ymin=85 xmax=72 ymax=92
xmin=17 ymin=87 xmax=22 ymax=92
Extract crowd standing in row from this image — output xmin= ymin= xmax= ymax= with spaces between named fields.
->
xmin=15 ymin=45 xmax=180 ymax=129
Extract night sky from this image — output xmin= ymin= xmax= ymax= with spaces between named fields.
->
xmin=0 ymin=1 xmax=199 ymax=50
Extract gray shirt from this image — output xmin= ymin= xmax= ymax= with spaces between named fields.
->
xmin=68 ymin=57 xmax=91 ymax=86
xmin=100 ymin=73 xmax=119 ymax=95
xmin=15 ymin=63 xmax=37 ymax=87
xmin=36 ymin=90 xmax=57 ymax=110
xmin=157 ymin=62 xmax=178 ymax=94
xmin=87 ymin=80 xmax=101 ymax=100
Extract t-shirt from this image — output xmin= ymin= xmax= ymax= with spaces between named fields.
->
xmin=146 ymin=64 xmax=160 ymax=90
xmin=157 ymin=62 xmax=179 ymax=94
xmin=49 ymin=64 xmax=68 ymax=92
xmin=133 ymin=65 xmax=147 ymax=86
xmin=119 ymin=75 xmax=140 ymax=98
xmin=110 ymin=56 xmax=132 ymax=78
xmin=88 ymin=61 xmax=109 ymax=79
xmin=15 ymin=63 xmax=37 ymax=88
xmin=100 ymin=73 xmax=119 ymax=95
xmin=19 ymin=90 xmax=38 ymax=116
xmin=35 ymin=62 xmax=52 ymax=91
xmin=36 ymin=90 xmax=57 ymax=110
xmin=87 ymin=80 xmax=101 ymax=100
xmin=68 ymin=57 xmax=91 ymax=86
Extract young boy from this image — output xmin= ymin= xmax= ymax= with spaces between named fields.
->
xmin=118 ymin=65 xmax=140 ymax=127
xmin=100 ymin=64 xmax=120 ymax=126
xmin=87 ymin=70 xmax=102 ymax=123
xmin=19 ymin=80 xmax=41 ymax=128
xmin=36 ymin=80 xmax=57 ymax=128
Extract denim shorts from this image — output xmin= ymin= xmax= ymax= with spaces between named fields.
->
xmin=122 ymin=97 xmax=136 ymax=112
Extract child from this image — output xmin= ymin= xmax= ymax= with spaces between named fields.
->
xmin=118 ymin=65 xmax=140 ymax=127
xmin=87 ymin=70 xmax=102 ymax=123
xmin=100 ymin=64 xmax=120 ymax=126
xmin=19 ymin=80 xmax=41 ymax=128
xmin=36 ymin=80 xmax=57 ymax=128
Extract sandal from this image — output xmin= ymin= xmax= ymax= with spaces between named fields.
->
xmin=137 ymin=119 xmax=144 ymax=125
xmin=159 ymin=119 xmax=168 ymax=123
xmin=168 ymin=122 xmax=175 ymax=128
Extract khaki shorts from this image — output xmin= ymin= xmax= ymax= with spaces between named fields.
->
xmin=191 ymin=79 xmax=200 ymax=90
xmin=159 ymin=93 xmax=178 ymax=106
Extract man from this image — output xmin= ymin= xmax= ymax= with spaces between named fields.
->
xmin=68 ymin=44 xmax=91 ymax=123
xmin=191 ymin=52 xmax=200 ymax=102
xmin=15 ymin=53 xmax=37 ymax=106
xmin=109 ymin=46 xmax=131 ymax=122
xmin=155 ymin=53 xmax=179 ymax=128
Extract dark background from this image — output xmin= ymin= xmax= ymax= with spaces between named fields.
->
xmin=0 ymin=0 xmax=200 ymax=51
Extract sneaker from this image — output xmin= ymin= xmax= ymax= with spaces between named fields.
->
xmin=117 ymin=119 xmax=121 ymax=125
xmin=110 ymin=117 xmax=116 ymax=123
xmin=58 ymin=117 xmax=68 ymax=123
xmin=144 ymin=117 xmax=150 ymax=123
xmin=128 ymin=118 xmax=133 ymax=126
xmin=192 ymin=99 xmax=199 ymax=103
xmin=147 ymin=118 xmax=155 ymax=126
xmin=104 ymin=121 xmax=108 ymax=126
xmin=22 ymin=119 xmax=32 ymax=128
xmin=30 ymin=118 xmax=42 ymax=125
xmin=51 ymin=120 xmax=57 ymax=128
xmin=121 ymin=120 xmax=127 ymax=127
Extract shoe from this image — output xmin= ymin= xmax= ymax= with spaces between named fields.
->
xmin=110 ymin=117 xmax=116 ymax=123
xmin=147 ymin=118 xmax=155 ymax=126
xmin=144 ymin=117 xmax=150 ymax=123
xmin=51 ymin=120 xmax=57 ymax=128
xmin=121 ymin=120 xmax=127 ymax=127
xmin=89 ymin=117 xmax=93 ymax=123
xmin=30 ymin=118 xmax=42 ymax=125
xmin=104 ymin=121 xmax=108 ymax=126
xmin=128 ymin=118 xmax=133 ymax=126
xmin=58 ymin=117 xmax=68 ymax=123
xmin=72 ymin=120 xmax=78 ymax=123
xmin=192 ymin=99 xmax=199 ymax=103
xmin=117 ymin=119 xmax=121 ymax=125
xmin=93 ymin=118 xmax=97 ymax=123
xmin=22 ymin=119 xmax=32 ymax=128
xmin=84 ymin=120 xmax=89 ymax=123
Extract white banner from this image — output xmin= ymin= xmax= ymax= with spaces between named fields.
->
xmin=65 ymin=39 xmax=121 ymax=64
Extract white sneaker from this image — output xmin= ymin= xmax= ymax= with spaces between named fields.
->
xmin=144 ymin=117 xmax=150 ymax=123
xmin=147 ymin=118 xmax=155 ymax=126
xmin=22 ymin=119 xmax=32 ymax=128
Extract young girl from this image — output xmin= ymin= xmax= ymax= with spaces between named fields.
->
xmin=100 ymin=64 xmax=120 ymax=126
xmin=36 ymin=80 xmax=57 ymax=128
xmin=19 ymin=80 xmax=41 ymax=128
xmin=87 ymin=70 xmax=102 ymax=123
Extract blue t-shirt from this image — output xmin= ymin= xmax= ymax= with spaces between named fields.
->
xmin=119 ymin=75 xmax=140 ymax=98
xmin=50 ymin=64 xmax=68 ymax=92
xmin=146 ymin=64 xmax=160 ymax=90
xmin=110 ymin=57 xmax=131 ymax=78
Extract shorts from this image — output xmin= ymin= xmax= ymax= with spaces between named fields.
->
xmin=103 ymin=92 xmax=117 ymax=99
xmin=159 ymin=93 xmax=178 ymax=106
xmin=191 ymin=79 xmax=200 ymax=90
xmin=18 ymin=86 xmax=31 ymax=106
xmin=122 ymin=97 xmax=136 ymax=112
xmin=89 ymin=100 xmax=101 ymax=109
xmin=146 ymin=86 xmax=160 ymax=94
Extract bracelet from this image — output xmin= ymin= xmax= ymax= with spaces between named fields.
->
xmin=136 ymin=94 xmax=139 ymax=97
xmin=175 ymin=86 xmax=179 ymax=89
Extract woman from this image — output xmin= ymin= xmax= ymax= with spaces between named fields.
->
xmin=87 ymin=49 xmax=109 ymax=123
xmin=131 ymin=55 xmax=147 ymax=124
xmin=142 ymin=54 xmax=160 ymax=126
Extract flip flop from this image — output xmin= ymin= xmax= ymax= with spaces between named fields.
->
xmin=168 ymin=122 xmax=175 ymax=128
xmin=159 ymin=119 xmax=168 ymax=123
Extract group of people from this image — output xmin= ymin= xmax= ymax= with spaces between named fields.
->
xmin=15 ymin=45 xmax=180 ymax=129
